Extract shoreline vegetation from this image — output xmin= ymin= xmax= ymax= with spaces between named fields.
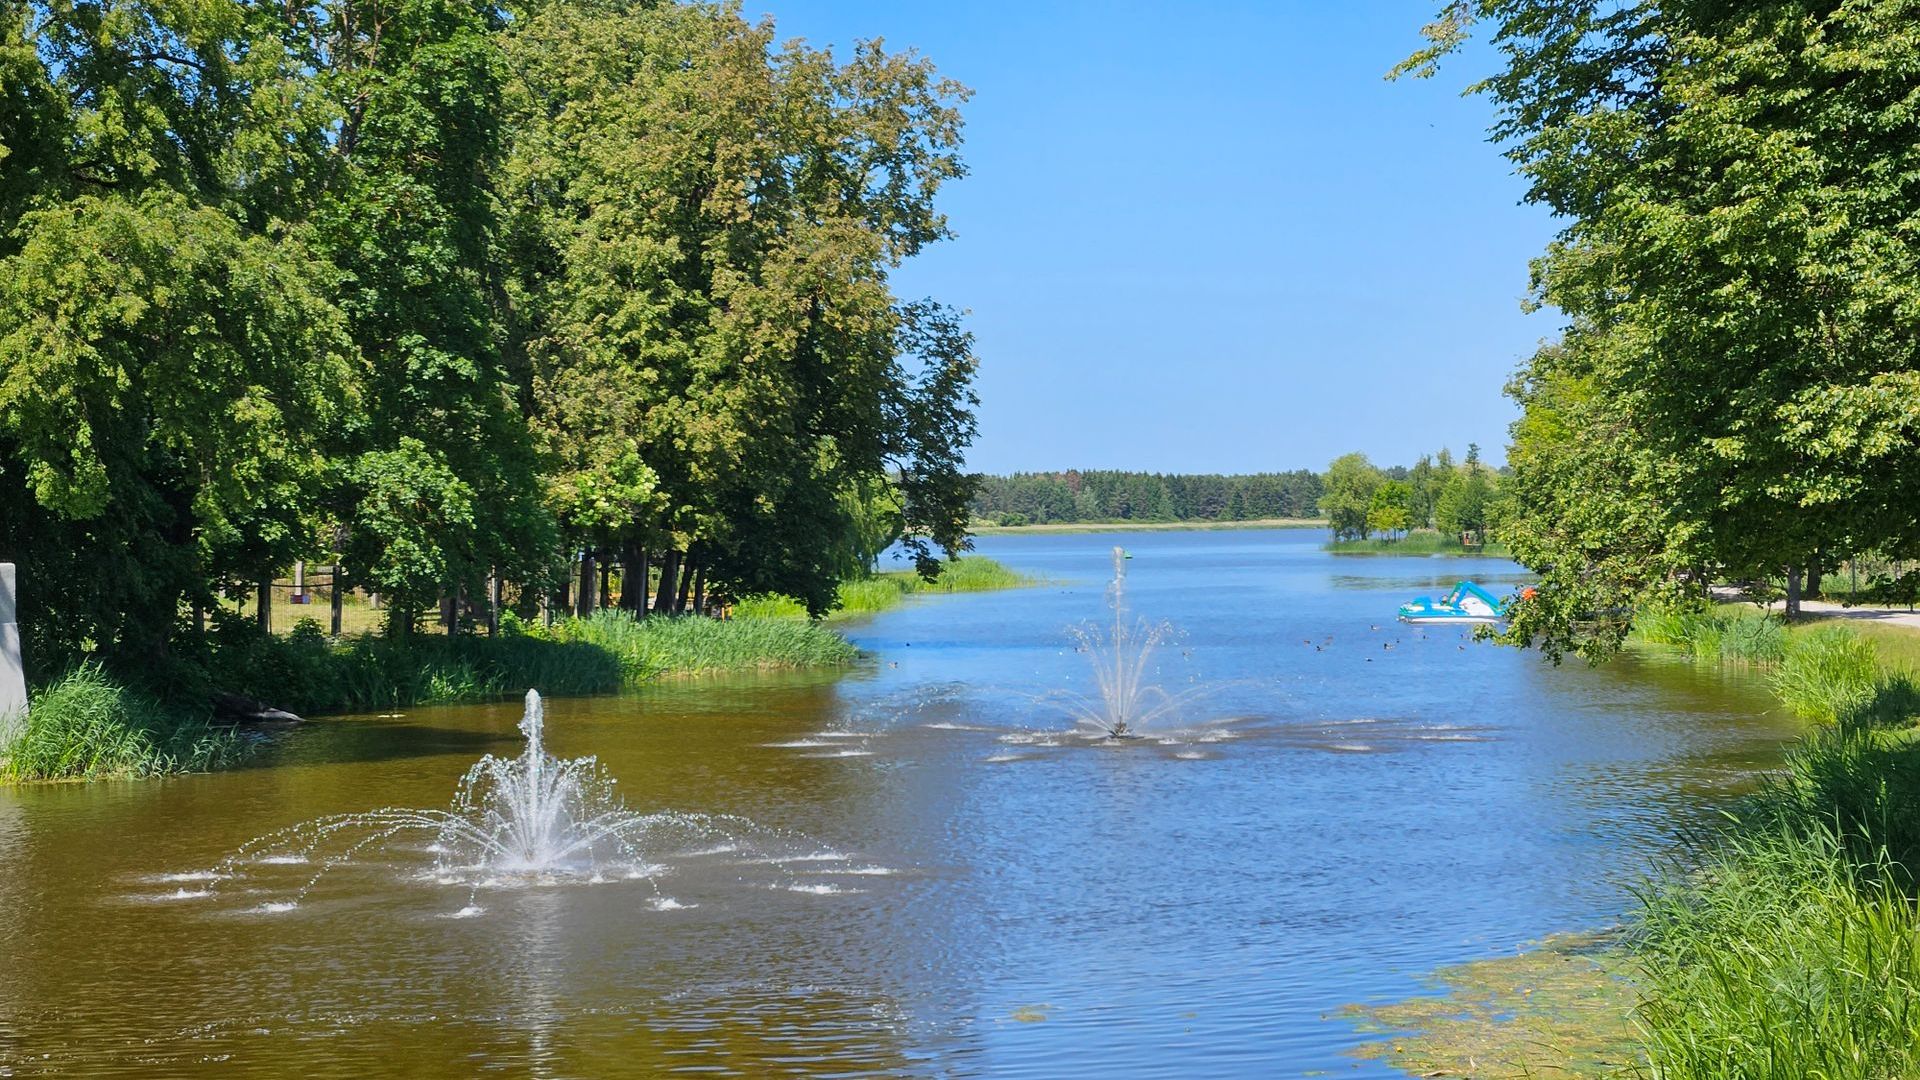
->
xmin=1 ymin=556 xmax=1030 ymax=783
xmin=970 ymin=517 xmax=1323 ymax=535
xmin=1351 ymin=603 xmax=1920 ymax=1076
xmin=1324 ymin=529 xmax=1510 ymax=557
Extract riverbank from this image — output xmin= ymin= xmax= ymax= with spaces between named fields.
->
xmin=1 ymin=557 xmax=1033 ymax=781
xmin=1352 ymin=607 xmax=1920 ymax=1076
xmin=969 ymin=517 xmax=1323 ymax=535
xmin=1325 ymin=530 xmax=1509 ymax=557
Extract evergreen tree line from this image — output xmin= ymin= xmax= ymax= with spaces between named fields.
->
xmin=0 ymin=0 xmax=979 ymax=682
xmin=1398 ymin=0 xmax=1920 ymax=658
xmin=970 ymin=470 xmax=1324 ymax=526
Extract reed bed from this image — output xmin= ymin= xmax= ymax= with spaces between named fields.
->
xmin=1630 ymin=724 xmax=1920 ymax=1079
xmin=0 ymin=666 xmax=246 ymax=780
xmin=536 ymin=609 xmax=857 ymax=680
xmin=734 ymin=556 xmax=1033 ymax=620
xmin=1631 ymin=605 xmax=1787 ymax=665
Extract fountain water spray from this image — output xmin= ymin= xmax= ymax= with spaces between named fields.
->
xmin=175 ymin=690 xmax=857 ymax=913
xmin=1050 ymin=548 xmax=1210 ymax=739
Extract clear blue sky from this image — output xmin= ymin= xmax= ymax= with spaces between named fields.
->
xmin=755 ymin=2 xmax=1558 ymax=474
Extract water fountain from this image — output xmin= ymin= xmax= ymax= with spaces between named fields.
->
xmin=169 ymin=690 xmax=858 ymax=913
xmin=1050 ymin=547 xmax=1212 ymax=739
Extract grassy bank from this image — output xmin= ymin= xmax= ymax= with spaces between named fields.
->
xmin=2 ymin=610 xmax=861 ymax=781
xmin=1623 ymin=604 xmax=1920 ymax=1073
xmin=2 ymin=559 xmax=1022 ymax=781
xmin=0 ymin=666 xmax=247 ymax=781
xmin=1325 ymin=530 xmax=1510 ymax=557
xmin=1352 ymin=608 xmax=1920 ymax=1076
xmin=1632 ymin=723 xmax=1920 ymax=1078
xmin=732 ymin=555 xmax=1034 ymax=619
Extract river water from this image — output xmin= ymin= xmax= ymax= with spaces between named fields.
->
xmin=0 ymin=529 xmax=1795 ymax=1077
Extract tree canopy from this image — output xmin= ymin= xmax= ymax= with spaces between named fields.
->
xmin=1403 ymin=0 xmax=1920 ymax=659
xmin=0 ymin=0 xmax=981 ymax=679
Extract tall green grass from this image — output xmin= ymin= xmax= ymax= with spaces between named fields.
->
xmin=535 ymin=609 xmax=857 ymax=680
xmin=1632 ymin=604 xmax=1787 ymax=665
xmin=735 ymin=555 xmax=1033 ymax=620
xmin=1634 ymin=826 xmax=1920 ymax=1079
xmin=1630 ymin=724 xmax=1920 ymax=1079
xmin=1771 ymin=626 xmax=1885 ymax=724
xmin=195 ymin=607 xmax=853 ymax=716
xmin=0 ymin=666 xmax=247 ymax=780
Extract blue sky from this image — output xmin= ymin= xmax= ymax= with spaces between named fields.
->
xmin=755 ymin=2 xmax=1560 ymax=474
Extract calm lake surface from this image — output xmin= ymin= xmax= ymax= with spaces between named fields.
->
xmin=0 ymin=529 xmax=1798 ymax=1077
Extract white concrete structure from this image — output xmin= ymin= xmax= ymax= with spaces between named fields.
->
xmin=0 ymin=563 xmax=25 ymax=743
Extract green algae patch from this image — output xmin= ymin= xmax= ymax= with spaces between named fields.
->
xmin=1338 ymin=933 xmax=1643 ymax=1078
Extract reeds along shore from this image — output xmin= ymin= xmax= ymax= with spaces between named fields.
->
xmin=0 ymin=557 xmax=1031 ymax=782
xmin=1626 ymin=605 xmax=1920 ymax=1077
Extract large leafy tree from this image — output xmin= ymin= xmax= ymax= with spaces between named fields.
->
xmin=501 ymin=0 xmax=977 ymax=614
xmin=309 ymin=0 xmax=553 ymax=629
xmin=1402 ymin=0 xmax=1920 ymax=654
xmin=0 ymin=1 xmax=349 ymax=673
xmin=1318 ymin=453 xmax=1384 ymax=540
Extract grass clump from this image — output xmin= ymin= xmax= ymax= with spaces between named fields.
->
xmin=1772 ymin=626 xmax=1885 ymax=724
xmin=0 ymin=665 xmax=246 ymax=781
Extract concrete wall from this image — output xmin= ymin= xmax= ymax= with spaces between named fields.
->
xmin=0 ymin=563 xmax=24 ymax=744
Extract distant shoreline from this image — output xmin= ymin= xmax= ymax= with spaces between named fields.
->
xmin=970 ymin=517 xmax=1326 ymax=536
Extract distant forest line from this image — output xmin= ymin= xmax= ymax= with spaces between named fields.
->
xmin=970 ymin=470 xmax=1323 ymax=526
xmin=975 ymin=447 xmax=1497 ymax=526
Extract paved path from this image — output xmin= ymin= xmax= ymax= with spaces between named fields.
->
xmin=1714 ymin=587 xmax=1920 ymax=630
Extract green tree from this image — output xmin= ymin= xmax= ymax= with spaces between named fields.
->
xmin=1367 ymin=480 xmax=1414 ymax=539
xmin=1318 ymin=453 xmax=1384 ymax=540
xmin=500 ymin=0 xmax=976 ymax=614
xmin=1400 ymin=0 xmax=1920 ymax=645
xmin=0 ymin=192 xmax=351 ymax=669
xmin=314 ymin=0 xmax=552 ymax=630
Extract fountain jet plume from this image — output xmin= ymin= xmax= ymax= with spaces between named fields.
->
xmin=183 ymin=690 xmax=847 ymax=912
xmin=1048 ymin=547 xmax=1212 ymax=739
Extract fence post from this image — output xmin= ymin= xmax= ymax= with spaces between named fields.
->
xmin=0 ymin=564 xmax=26 ymax=743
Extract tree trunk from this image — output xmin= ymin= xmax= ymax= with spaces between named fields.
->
xmin=257 ymin=577 xmax=272 ymax=632
xmin=331 ymin=562 xmax=345 ymax=636
xmin=693 ymin=564 xmax=706 ymax=616
xmin=1807 ymin=558 xmax=1823 ymax=602
xmin=599 ymin=558 xmax=612 ymax=610
xmin=674 ymin=551 xmax=696 ymax=614
xmin=617 ymin=542 xmax=646 ymax=612
xmin=577 ymin=551 xmax=597 ymax=617
xmin=1785 ymin=564 xmax=1803 ymax=619
xmin=487 ymin=573 xmax=501 ymax=637
xmin=654 ymin=549 xmax=681 ymax=614
xmin=442 ymin=591 xmax=458 ymax=636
